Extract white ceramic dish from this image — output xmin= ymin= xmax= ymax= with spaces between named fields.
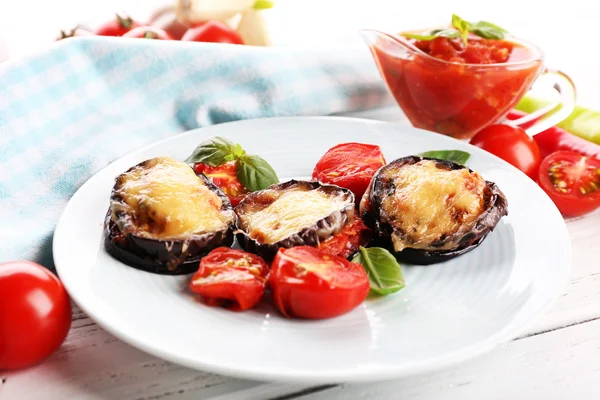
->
xmin=53 ymin=116 xmax=571 ymax=384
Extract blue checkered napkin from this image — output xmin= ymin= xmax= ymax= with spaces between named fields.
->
xmin=0 ymin=36 xmax=392 ymax=269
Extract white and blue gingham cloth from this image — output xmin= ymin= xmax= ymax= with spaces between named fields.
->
xmin=0 ymin=36 xmax=392 ymax=269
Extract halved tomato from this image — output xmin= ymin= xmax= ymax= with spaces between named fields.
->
xmin=189 ymin=247 xmax=269 ymax=311
xmin=312 ymin=143 xmax=386 ymax=203
xmin=538 ymin=151 xmax=600 ymax=217
xmin=269 ymin=246 xmax=370 ymax=319
xmin=317 ymin=217 xmax=372 ymax=259
xmin=194 ymin=161 xmax=249 ymax=207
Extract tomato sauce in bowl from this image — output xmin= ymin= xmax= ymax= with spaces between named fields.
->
xmin=365 ymin=31 xmax=544 ymax=139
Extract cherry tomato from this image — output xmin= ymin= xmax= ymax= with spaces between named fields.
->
xmin=56 ymin=27 xmax=95 ymax=41
xmin=189 ymin=248 xmax=269 ymax=311
xmin=181 ymin=21 xmax=244 ymax=45
xmin=312 ymin=143 xmax=386 ymax=203
xmin=194 ymin=161 xmax=249 ymax=207
xmin=95 ymin=13 xmax=141 ymax=36
xmin=122 ymin=26 xmax=172 ymax=40
xmin=269 ymin=246 xmax=370 ymax=319
xmin=470 ymin=124 xmax=541 ymax=179
xmin=0 ymin=261 xmax=72 ymax=370
xmin=538 ymin=151 xmax=600 ymax=217
xmin=317 ymin=217 xmax=372 ymax=259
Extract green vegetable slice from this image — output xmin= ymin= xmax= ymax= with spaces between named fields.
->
xmin=516 ymin=95 xmax=600 ymax=145
xmin=352 ymin=247 xmax=405 ymax=295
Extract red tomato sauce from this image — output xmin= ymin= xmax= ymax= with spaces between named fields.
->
xmin=371 ymin=35 xmax=543 ymax=139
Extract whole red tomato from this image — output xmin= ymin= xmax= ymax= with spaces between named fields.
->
xmin=194 ymin=161 xmax=249 ymax=207
xmin=269 ymin=246 xmax=370 ymax=319
xmin=312 ymin=142 xmax=386 ymax=203
xmin=538 ymin=151 xmax=600 ymax=217
xmin=122 ymin=26 xmax=172 ymax=40
xmin=181 ymin=21 xmax=244 ymax=44
xmin=189 ymin=247 xmax=269 ymax=311
xmin=95 ymin=13 xmax=141 ymax=36
xmin=470 ymin=124 xmax=541 ymax=180
xmin=56 ymin=27 xmax=95 ymax=41
xmin=0 ymin=261 xmax=72 ymax=370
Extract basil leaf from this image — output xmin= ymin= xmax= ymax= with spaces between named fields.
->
xmin=473 ymin=21 xmax=509 ymax=34
xmin=185 ymin=136 xmax=238 ymax=166
xmin=403 ymin=29 xmax=459 ymax=41
xmin=451 ymin=14 xmax=472 ymax=45
xmin=352 ymin=247 xmax=405 ymax=296
xmin=472 ymin=26 xmax=505 ymax=40
xmin=236 ymin=154 xmax=279 ymax=192
xmin=419 ymin=150 xmax=471 ymax=165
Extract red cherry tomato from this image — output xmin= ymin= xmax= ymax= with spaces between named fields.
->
xmin=189 ymin=248 xmax=269 ymax=311
xmin=95 ymin=13 xmax=141 ymax=36
xmin=317 ymin=217 xmax=372 ymax=259
xmin=269 ymin=246 xmax=370 ymax=319
xmin=194 ymin=161 xmax=249 ymax=207
xmin=0 ymin=261 xmax=72 ymax=370
xmin=470 ymin=124 xmax=541 ymax=179
xmin=537 ymin=151 xmax=600 ymax=217
xmin=122 ymin=26 xmax=172 ymax=40
xmin=56 ymin=27 xmax=95 ymax=41
xmin=312 ymin=143 xmax=387 ymax=203
xmin=181 ymin=21 xmax=244 ymax=44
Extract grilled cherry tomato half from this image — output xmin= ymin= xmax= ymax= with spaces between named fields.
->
xmin=122 ymin=26 xmax=172 ymax=40
xmin=312 ymin=142 xmax=386 ymax=203
xmin=470 ymin=124 xmax=541 ymax=180
xmin=317 ymin=217 xmax=372 ymax=259
xmin=538 ymin=151 xmax=600 ymax=217
xmin=0 ymin=261 xmax=72 ymax=370
xmin=181 ymin=21 xmax=244 ymax=44
xmin=95 ymin=13 xmax=141 ymax=36
xmin=189 ymin=247 xmax=269 ymax=311
xmin=194 ymin=161 xmax=249 ymax=207
xmin=269 ymin=246 xmax=370 ymax=319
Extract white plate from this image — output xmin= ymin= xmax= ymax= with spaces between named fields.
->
xmin=53 ymin=116 xmax=571 ymax=384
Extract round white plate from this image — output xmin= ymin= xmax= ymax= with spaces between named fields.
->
xmin=54 ymin=116 xmax=571 ymax=384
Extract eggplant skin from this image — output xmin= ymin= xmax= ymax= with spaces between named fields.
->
xmin=361 ymin=155 xmax=509 ymax=265
xmin=234 ymin=180 xmax=355 ymax=261
xmin=104 ymin=159 xmax=235 ymax=275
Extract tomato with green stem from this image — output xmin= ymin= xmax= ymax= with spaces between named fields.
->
xmin=95 ymin=13 xmax=141 ymax=36
xmin=538 ymin=151 xmax=600 ymax=217
xmin=122 ymin=26 xmax=172 ymax=40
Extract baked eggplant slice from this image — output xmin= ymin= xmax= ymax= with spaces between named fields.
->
xmin=234 ymin=180 xmax=355 ymax=260
xmin=104 ymin=156 xmax=236 ymax=275
xmin=360 ymin=156 xmax=508 ymax=265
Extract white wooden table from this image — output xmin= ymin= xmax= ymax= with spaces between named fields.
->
xmin=1 ymin=105 xmax=599 ymax=399
xmin=2 ymin=1 xmax=600 ymax=398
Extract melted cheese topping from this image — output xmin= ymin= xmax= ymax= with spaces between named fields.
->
xmin=381 ymin=160 xmax=486 ymax=251
xmin=113 ymin=156 xmax=230 ymax=239
xmin=240 ymin=187 xmax=349 ymax=244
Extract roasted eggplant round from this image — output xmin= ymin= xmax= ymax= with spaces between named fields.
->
xmin=234 ymin=180 xmax=355 ymax=260
xmin=104 ymin=156 xmax=236 ymax=275
xmin=360 ymin=156 xmax=508 ymax=265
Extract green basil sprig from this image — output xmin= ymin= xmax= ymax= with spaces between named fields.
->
xmin=352 ymin=246 xmax=405 ymax=296
xmin=403 ymin=14 xmax=510 ymax=46
xmin=418 ymin=149 xmax=471 ymax=165
xmin=185 ymin=136 xmax=279 ymax=192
